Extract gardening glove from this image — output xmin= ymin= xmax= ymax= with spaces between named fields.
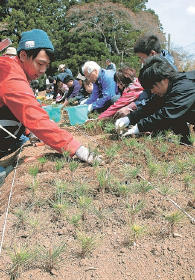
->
xmin=88 ymin=104 xmax=93 ymax=113
xmin=115 ymin=116 xmax=130 ymax=135
xmin=80 ymin=98 xmax=88 ymax=105
xmin=122 ymin=124 xmax=140 ymax=137
xmin=115 ymin=117 xmax=130 ymax=130
xmin=75 ymin=146 xmax=102 ymax=165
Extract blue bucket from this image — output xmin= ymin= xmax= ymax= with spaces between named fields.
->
xmin=42 ymin=105 xmax=63 ymax=123
xmin=65 ymin=105 xmax=88 ymax=125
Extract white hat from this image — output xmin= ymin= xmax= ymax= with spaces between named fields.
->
xmin=58 ymin=64 xmax=66 ymax=71
xmin=76 ymin=73 xmax=86 ymax=81
xmin=4 ymin=47 xmax=17 ymax=56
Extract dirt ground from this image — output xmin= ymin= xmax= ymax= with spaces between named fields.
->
xmin=0 ymin=122 xmax=194 ymax=280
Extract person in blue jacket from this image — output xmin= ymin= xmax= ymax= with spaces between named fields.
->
xmin=81 ymin=61 xmax=119 ymax=113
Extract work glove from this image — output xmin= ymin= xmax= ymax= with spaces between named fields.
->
xmin=75 ymin=146 xmax=102 ymax=165
xmin=122 ymin=124 xmax=140 ymax=137
xmin=115 ymin=116 xmax=130 ymax=129
xmin=88 ymin=104 xmax=93 ymax=113
xmin=80 ymin=98 xmax=88 ymax=105
xmin=115 ymin=116 xmax=130 ymax=135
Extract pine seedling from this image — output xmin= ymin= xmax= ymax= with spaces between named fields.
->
xmin=37 ymin=243 xmax=66 ymax=273
xmin=147 ymin=161 xmax=161 ymax=178
xmin=112 ymin=180 xmax=130 ymax=197
xmin=14 ymin=208 xmax=27 ymax=229
xmin=72 ymin=183 xmax=89 ymax=199
xmin=37 ymin=156 xmax=47 ymax=171
xmin=88 ymin=145 xmax=102 ymax=167
xmin=165 ymin=130 xmax=181 ymax=145
xmin=105 ymin=143 xmax=120 ymax=160
xmin=103 ymin=121 xmax=115 ymax=134
xmin=69 ymin=213 xmax=82 ymax=228
xmin=143 ymin=150 xmax=153 ymax=167
xmin=77 ymin=231 xmax=97 ymax=257
xmin=128 ymin=224 xmax=145 ymax=246
xmin=27 ymin=217 xmax=39 ymax=234
xmin=159 ymin=142 xmax=169 ymax=153
xmin=124 ymin=166 xmax=140 ymax=180
xmin=122 ymin=137 xmax=139 ymax=147
xmin=8 ymin=246 xmax=33 ymax=280
xmin=116 ymin=183 xmax=130 ymax=197
xmin=62 ymin=150 xmax=71 ymax=162
xmin=164 ymin=211 xmax=184 ymax=235
xmin=28 ymin=165 xmax=39 ymax=195
xmin=131 ymin=180 xmax=153 ymax=197
xmin=96 ymin=119 xmax=104 ymax=132
xmin=83 ymin=121 xmax=96 ymax=131
xmin=93 ymin=206 xmax=107 ymax=224
xmin=29 ymin=165 xmax=39 ymax=177
xmin=97 ymin=168 xmax=110 ymax=192
xmin=50 ymin=181 xmax=68 ymax=216
xmin=69 ymin=160 xmax=79 ymax=181
xmin=158 ymin=184 xmax=175 ymax=196
xmin=77 ymin=195 xmax=92 ymax=220
xmin=154 ymin=132 xmax=165 ymax=143
xmin=55 ymin=159 xmax=64 ymax=171
xmin=183 ymin=174 xmax=194 ymax=190
xmin=188 ymin=132 xmax=195 ymax=146
xmin=126 ymin=200 xmax=145 ymax=224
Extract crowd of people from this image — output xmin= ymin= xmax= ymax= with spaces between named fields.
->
xmin=0 ymin=29 xmax=194 ymax=184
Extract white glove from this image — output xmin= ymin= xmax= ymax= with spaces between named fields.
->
xmin=122 ymin=124 xmax=140 ymax=137
xmin=80 ymin=98 xmax=88 ymax=105
xmin=88 ymin=104 xmax=93 ymax=113
xmin=115 ymin=116 xmax=130 ymax=130
xmin=75 ymin=146 xmax=102 ymax=165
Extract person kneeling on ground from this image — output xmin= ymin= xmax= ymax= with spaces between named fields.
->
xmin=81 ymin=61 xmax=119 ymax=114
xmin=62 ymin=74 xmax=82 ymax=106
xmin=0 ymin=29 xmax=102 ymax=182
xmin=98 ymin=66 xmax=143 ymax=120
xmin=115 ymin=56 xmax=195 ymax=144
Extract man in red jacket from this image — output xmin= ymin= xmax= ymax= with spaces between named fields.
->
xmin=0 ymin=29 xmax=100 ymax=168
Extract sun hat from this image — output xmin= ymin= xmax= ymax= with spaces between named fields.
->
xmin=76 ymin=73 xmax=86 ymax=81
xmin=58 ymin=64 xmax=66 ymax=72
xmin=4 ymin=47 xmax=17 ymax=56
xmin=17 ymin=29 xmax=54 ymax=52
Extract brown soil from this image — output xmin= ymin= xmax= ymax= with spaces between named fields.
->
xmin=0 ymin=123 xmax=195 ymax=280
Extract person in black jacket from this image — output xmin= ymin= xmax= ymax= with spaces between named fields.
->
xmin=115 ymin=56 xmax=195 ymax=144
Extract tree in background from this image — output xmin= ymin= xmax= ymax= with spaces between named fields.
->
xmin=112 ymin=0 xmax=148 ymax=12
xmin=52 ymin=31 xmax=110 ymax=76
xmin=0 ymin=0 xmax=166 ymax=75
xmin=66 ymin=1 xmax=165 ymax=71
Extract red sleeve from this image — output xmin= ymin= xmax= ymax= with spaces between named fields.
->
xmin=98 ymin=79 xmax=143 ymax=119
xmin=0 ymin=57 xmax=81 ymax=156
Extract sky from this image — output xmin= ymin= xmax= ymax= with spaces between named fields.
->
xmin=146 ymin=0 xmax=195 ymax=52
